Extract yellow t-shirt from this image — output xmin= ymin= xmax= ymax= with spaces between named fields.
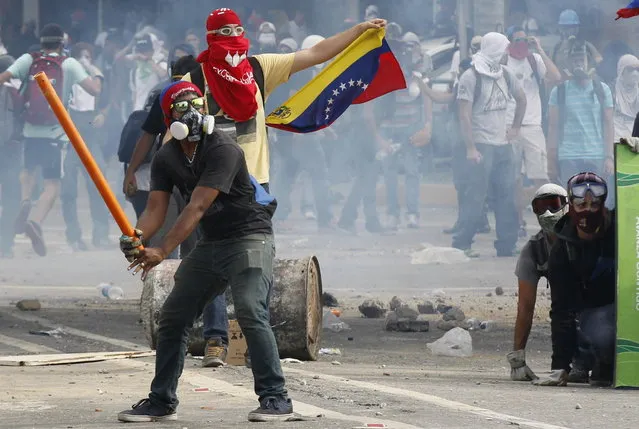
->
xmin=181 ymin=53 xmax=295 ymax=184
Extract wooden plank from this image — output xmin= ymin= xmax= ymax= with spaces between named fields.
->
xmin=0 ymin=350 xmax=155 ymax=367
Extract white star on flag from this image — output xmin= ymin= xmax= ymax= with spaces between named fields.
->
xmin=328 ymin=98 xmax=334 ymax=105
xmin=357 ymin=79 xmax=363 ymax=86
xmin=339 ymin=82 xmax=347 ymax=91
xmin=332 ymin=89 xmax=339 ymax=97
xmin=362 ymin=83 xmax=369 ymax=90
xmin=325 ymin=106 xmax=331 ymax=113
xmin=348 ymin=79 xmax=355 ymax=87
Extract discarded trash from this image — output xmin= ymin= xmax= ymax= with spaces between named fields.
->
xmin=323 ymin=310 xmax=351 ymax=332
xmin=16 ymin=299 xmax=41 ymax=311
xmin=352 ymin=424 xmax=387 ymax=428
xmin=29 ymin=328 xmax=65 ymax=338
xmin=358 ymin=300 xmax=387 ymax=319
xmin=480 ymin=320 xmax=495 ymax=332
xmin=319 ymin=348 xmax=342 ymax=356
xmin=281 ymin=358 xmax=303 ymax=364
xmin=331 ymin=360 xmax=342 ymax=365
xmin=330 ymin=309 xmax=342 ymax=317
xmin=426 ymin=327 xmax=473 ymax=357
xmin=411 ymin=244 xmax=470 ymax=265
xmin=97 ymin=283 xmax=124 ymax=300
xmin=193 ymin=387 xmax=210 ymax=392
xmin=464 ymin=318 xmax=481 ymax=331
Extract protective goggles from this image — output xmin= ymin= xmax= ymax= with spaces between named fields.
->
xmin=569 ymin=182 xmax=607 ymax=199
xmin=208 ymin=25 xmax=245 ymax=37
xmin=532 ymin=196 xmax=567 ymax=215
xmin=170 ymin=97 xmax=205 ymax=113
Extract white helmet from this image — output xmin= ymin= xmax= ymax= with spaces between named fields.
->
xmin=532 ymin=184 xmax=568 ymax=233
xmin=402 ymin=31 xmax=420 ymax=46
xmin=301 ymin=34 xmax=325 ymax=50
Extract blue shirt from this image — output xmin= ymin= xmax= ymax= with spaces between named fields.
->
xmin=549 ymin=80 xmax=613 ymax=160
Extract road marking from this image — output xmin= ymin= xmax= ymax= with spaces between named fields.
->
xmin=0 ymin=285 xmax=97 ymax=292
xmin=115 ymin=358 xmax=423 ymax=429
xmin=4 ymin=312 xmax=147 ymax=351
xmin=282 ymin=367 xmax=570 ymax=429
xmin=0 ymin=334 xmax=59 ymax=354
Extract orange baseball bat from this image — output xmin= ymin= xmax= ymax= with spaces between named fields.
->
xmin=35 ymin=72 xmax=138 ymax=240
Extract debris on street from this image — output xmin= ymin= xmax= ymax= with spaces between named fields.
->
xmin=16 ymin=299 xmax=41 ymax=311
xmin=358 ymin=300 xmax=387 ymax=319
xmin=427 ymin=327 xmax=473 ymax=357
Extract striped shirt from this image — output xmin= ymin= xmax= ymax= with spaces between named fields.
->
xmin=549 ymin=80 xmax=613 ymax=161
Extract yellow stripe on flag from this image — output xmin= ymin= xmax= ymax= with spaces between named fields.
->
xmin=266 ymin=28 xmax=386 ymax=125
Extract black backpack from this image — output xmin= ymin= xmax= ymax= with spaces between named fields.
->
xmin=118 ymin=110 xmax=150 ymax=163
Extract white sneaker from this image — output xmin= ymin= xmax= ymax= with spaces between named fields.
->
xmin=386 ymin=215 xmax=399 ymax=230
xmin=407 ymin=214 xmax=419 ymax=229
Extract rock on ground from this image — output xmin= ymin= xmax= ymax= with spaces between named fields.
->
xmin=443 ymin=307 xmax=466 ymax=322
xmin=389 ymin=296 xmax=404 ymax=311
xmin=16 ymin=299 xmax=41 ymax=311
xmin=418 ymin=300 xmax=436 ymax=314
xmin=358 ymin=299 xmax=387 ymax=319
xmin=427 ymin=327 xmax=473 ymax=357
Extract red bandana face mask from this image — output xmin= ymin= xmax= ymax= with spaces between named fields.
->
xmin=197 ymin=8 xmax=257 ymax=122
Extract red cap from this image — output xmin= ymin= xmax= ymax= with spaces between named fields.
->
xmin=206 ymin=8 xmax=242 ymax=32
xmin=160 ymin=81 xmax=203 ymax=126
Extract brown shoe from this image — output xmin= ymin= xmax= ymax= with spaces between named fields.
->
xmin=202 ymin=339 xmax=227 ymax=368
xmin=24 ymin=221 xmax=46 ymax=257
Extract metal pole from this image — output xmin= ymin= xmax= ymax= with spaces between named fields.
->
xmin=457 ymin=0 xmax=468 ymax=61
xmin=97 ymin=0 xmax=103 ymax=34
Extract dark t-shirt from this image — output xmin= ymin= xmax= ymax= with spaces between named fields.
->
xmin=150 ymin=130 xmax=276 ymax=240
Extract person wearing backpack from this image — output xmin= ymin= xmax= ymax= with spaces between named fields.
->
xmin=0 ymin=23 xmax=102 ymax=256
xmin=503 ymin=26 xmax=562 ymax=238
xmin=454 ymin=32 xmax=527 ymax=258
xmin=547 ymin=43 xmax=614 ymax=189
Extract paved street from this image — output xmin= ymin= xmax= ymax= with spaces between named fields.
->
xmin=0 ymin=186 xmax=636 ymax=429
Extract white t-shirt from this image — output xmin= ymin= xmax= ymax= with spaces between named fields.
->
xmin=69 ymin=84 xmax=95 ymax=112
xmin=130 ymin=61 xmax=167 ymax=111
xmin=504 ymin=53 xmax=546 ymax=126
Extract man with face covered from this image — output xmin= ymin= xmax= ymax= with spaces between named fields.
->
xmin=507 ymin=184 xmax=567 ymax=381
xmin=182 ymin=8 xmax=386 ymax=194
xmin=118 ymin=81 xmax=288 ymax=422
xmin=547 ymin=44 xmax=614 ymax=188
xmin=551 ymin=9 xmax=602 ymax=81
xmin=534 ymin=172 xmax=615 ymax=387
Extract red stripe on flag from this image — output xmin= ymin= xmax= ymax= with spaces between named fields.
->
xmin=616 ymin=8 xmax=639 ymax=20
xmin=353 ymin=51 xmax=407 ymax=104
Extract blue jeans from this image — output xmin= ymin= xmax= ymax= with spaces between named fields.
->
xmin=579 ymin=304 xmax=615 ymax=367
xmin=453 ymin=143 xmax=518 ymax=252
xmin=202 ymin=294 xmax=229 ymax=346
xmin=148 ymin=233 xmax=286 ymax=410
xmin=383 ymin=143 xmax=421 ymax=217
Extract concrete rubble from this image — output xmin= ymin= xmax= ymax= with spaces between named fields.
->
xmin=358 ymin=300 xmax=387 ymax=319
xmin=427 ymin=327 xmax=473 ymax=357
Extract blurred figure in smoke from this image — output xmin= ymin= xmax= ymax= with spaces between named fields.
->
xmin=364 ymin=4 xmax=380 ymax=21
xmin=0 ymin=54 xmax=21 ymax=258
xmin=450 ymin=32 xmax=479 ymax=85
xmin=386 ymin=22 xmax=403 ymax=42
xmin=185 ymin=29 xmax=201 ymax=54
xmin=547 ymin=43 xmax=613 ymax=191
xmin=551 ymin=9 xmax=601 ymax=81
xmin=454 ymin=32 xmax=526 ymax=257
xmin=503 ymin=26 xmax=561 ymax=238
xmin=63 ymin=42 xmax=110 ymax=251
xmin=257 ymin=22 xmax=277 ymax=54
xmin=613 ymin=55 xmax=639 ymax=142
xmin=128 ymin=34 xmax=167 ymax=111
xmin=433 ymin=1 xmax=456 ymax=37
xmin=377 ymin=31 xmax=432 ymax=230
xmin=288 ymin=10 xmax=309 ymax=46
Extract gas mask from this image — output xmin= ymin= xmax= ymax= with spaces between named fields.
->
xmin=169 ymin=108 xmax=215 ymax=142
xmin=559 ymin=27 xmax=579 ymax=41
xmin=569 ymin=208 xmax=604 ymax=234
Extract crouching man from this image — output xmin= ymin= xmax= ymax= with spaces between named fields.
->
xmin=117 ymin=82 xmax=292 ymax=422
xmin=507 ymin=184 xmax=568 ymax=381
xmin=534 ymin=172 xmax=615 ymax=387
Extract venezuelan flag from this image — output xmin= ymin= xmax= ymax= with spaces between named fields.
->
xmin=266 ymin=28 xmax=406 ymax=133
xmin=617 ymin=0 xmax=639 ymax=20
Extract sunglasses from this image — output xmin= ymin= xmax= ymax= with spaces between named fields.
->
xmin=210 ymin=25 xmax=245 ymax=37
xmin=569 ymin=182 xmax=607 ymax=199
xmin=171 ymin=97 xmax=205 ymax=113
xmin=532 ymin=196 xmax=567 ymax=216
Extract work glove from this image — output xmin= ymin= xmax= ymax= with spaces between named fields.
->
xmin=531 ymin=369 xmax=568 ymax=386
xmin=119 ymin=229 xmax=143 ymax=262
xmin=620 ymin=137 xmax=639 ymax=153
xmin=507 ymin=350 xmax=538 ymax=381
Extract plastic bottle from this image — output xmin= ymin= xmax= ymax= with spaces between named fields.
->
xmin=480 ymin=320 xmax=495 ymax=332
xmin=97 ymin=283 xmax=124 ymax=300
